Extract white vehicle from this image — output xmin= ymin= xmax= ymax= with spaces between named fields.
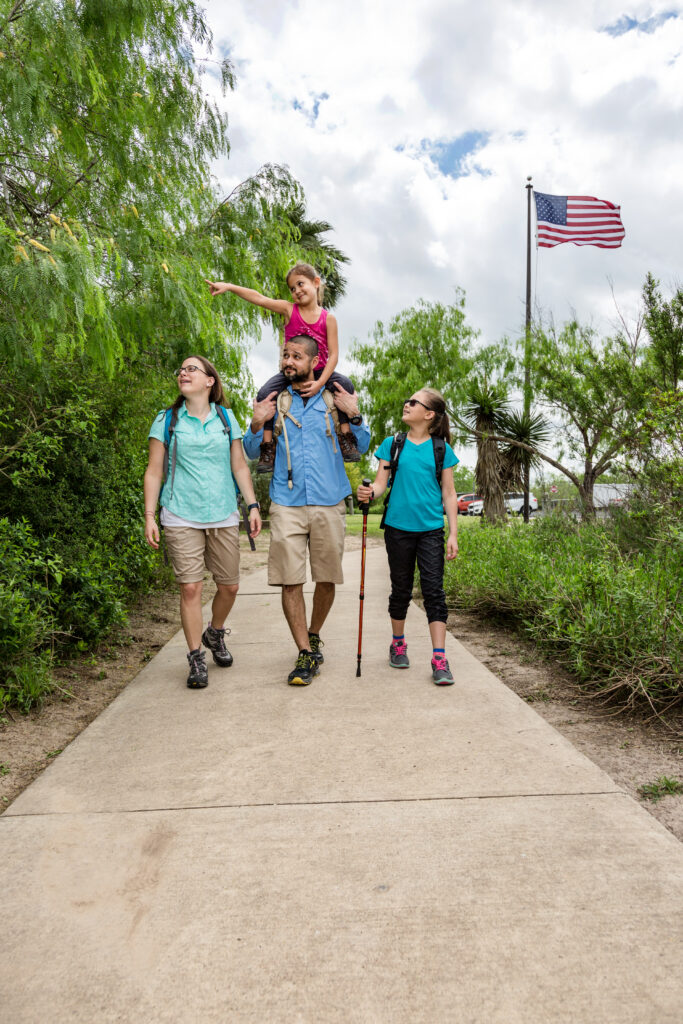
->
xmin=468 ymin=493 xmax=538 ymax=516
xmin=504 ymin=492 xmax=538 ymax=514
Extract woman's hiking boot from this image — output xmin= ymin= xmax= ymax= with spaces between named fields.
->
xmin=431 ymin=654 xmax=454 ymax=685
xmin=338 ymin=430 xmax=361 ymax=462
xmin=201 ymin=623 xmax=233 ymax=667
xmin=287 ymin=650 xmax=319 ymax=686
xmin=389 ymin=639 xmax=409 ymax=668
xmin=308 ymin=632 xmax=324 ymax=665
xmin=186 ymin=648 xmax=209 ymax=688
xmin=256 ymin=439 xmax=276 ymax=474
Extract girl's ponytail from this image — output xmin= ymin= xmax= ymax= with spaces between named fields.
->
xmin=421 ymin=387 xmax=451 ymax=444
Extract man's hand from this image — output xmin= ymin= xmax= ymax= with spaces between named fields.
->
xmin=446 ymin=533 xmax=458 ymax=560
xmin=332 ymin=382 xmax=360 ymax=419
xmin=205 ymin=279 xmax=231 ymax=296
xmin=251 ymin=390 xmax=278 ymax=432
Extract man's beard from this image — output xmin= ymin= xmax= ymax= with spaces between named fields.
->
xmin=283 ymin=366 xmax=310 ymax=383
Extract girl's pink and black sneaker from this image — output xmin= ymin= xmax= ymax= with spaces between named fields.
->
xmin=389 ymin=639 xmax=409 ymax=669
xmin=431 ymin=654 xmax=454 ymax=686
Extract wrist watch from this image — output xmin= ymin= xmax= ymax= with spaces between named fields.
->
xmin=247 ymin=502 xmax=260 ymax=511
xmin=349 ymin=414 xmax=362 ymax=426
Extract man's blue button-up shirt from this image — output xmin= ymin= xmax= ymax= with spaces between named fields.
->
xmin=243 ymin=387 xmax=371 ymax=507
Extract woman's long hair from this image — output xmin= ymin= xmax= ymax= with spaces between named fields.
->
xmin=170 ymin=356 xmax=225 ymax=410
xmin=421 ymin=387 xmax=451 ymax=444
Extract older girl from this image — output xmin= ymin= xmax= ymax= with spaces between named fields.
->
xmin=357 ymin=388 xmax=459 ymax=685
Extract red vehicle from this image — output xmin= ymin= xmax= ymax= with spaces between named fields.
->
xmin=457 ymin=493 xmax=481 ymax=514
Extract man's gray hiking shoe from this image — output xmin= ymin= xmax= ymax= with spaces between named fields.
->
xmin=308 ymin=632 xmax=324 ymax=665
xmin=201 ymin=623 xmax=233 ymax=667
xmin=186 ymin=648 xmax=209 ymax=688
xmin=389 ymin=639 xmax=409 ymax=669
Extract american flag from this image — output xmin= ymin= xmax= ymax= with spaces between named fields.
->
xmin=534 ymin=191 xmax=625 ymax=249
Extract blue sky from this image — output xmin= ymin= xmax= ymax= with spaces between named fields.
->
xmin=198 ymin=0 xmax=683 ymax=465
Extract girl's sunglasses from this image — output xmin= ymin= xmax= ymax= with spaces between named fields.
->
xmin=404 ymin=398 xmax=428 ymax=409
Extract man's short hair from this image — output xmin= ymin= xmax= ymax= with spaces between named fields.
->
xmin=287 ymin=334 xmax=319 ymax=360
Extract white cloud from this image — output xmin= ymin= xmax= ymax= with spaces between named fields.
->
xmin=199 ymin=0 xmax=683 ymax=403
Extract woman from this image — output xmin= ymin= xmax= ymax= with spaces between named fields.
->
xmin=144 ymin=356 xmax=261 ymax=689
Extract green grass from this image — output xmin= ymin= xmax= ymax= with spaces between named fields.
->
xmin=638 ymin=776 xmax=683 ymax=802
xmin=443 ymin=514 xmax=683 ymax=712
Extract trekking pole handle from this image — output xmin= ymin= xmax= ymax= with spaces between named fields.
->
xmin=359 ymin=478 xmax=372 ymax=515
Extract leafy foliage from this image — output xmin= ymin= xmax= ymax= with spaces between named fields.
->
xmin=443 ymin=514 xmax=682 ymax=712
xmin=351 ymin=294 xmax=478 ymax=442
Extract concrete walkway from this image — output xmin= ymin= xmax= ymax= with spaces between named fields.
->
xmin=2 ymin=545 xmax=682 ymax=1023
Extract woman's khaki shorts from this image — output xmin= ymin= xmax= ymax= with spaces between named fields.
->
xmin=163 ymin=526 xmax=240 ymax=585
xmin=268 ymin=501 xmax=346 ymax=586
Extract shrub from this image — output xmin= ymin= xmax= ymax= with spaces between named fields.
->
xmin=444 ymin=513 xmax=682 ymax=711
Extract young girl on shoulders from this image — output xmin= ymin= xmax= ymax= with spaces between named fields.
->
xmin=206 ymin=263 xmax=360 ymax=471
xmin=357 ymin=388 xmax=459 ymax=685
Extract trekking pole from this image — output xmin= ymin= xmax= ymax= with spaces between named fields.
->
xmin=356 ymin=478 xmax=371 ymax=677
xmin=240 ymin=497 xmax=256 ymax=552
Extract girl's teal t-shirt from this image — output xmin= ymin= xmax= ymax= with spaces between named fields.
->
xmin=149 ymin=403 xmax=243 ymax=523
xmin=375 ymin=435 xmax=459 ymax=532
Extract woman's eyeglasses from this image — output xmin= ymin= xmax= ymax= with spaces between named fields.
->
xmin=404 ymin=398 xmax=429 ymax=409
xmin=174 ymin=365 xmax=208 ymax=377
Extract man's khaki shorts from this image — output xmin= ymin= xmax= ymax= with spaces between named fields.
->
xmin=268 ymin=501 xmax=346 ymax=586
xmin=163 ymin=526 xmax=240 ymax=585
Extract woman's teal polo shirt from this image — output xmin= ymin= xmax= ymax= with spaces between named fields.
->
xmin=149 ymin=403 xmax=242 ymax=523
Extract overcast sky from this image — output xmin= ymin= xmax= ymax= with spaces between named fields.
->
xmin=199 ymin=0 xmax=682 ymax=444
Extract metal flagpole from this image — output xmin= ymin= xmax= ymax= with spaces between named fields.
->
xmin=523 ymin=176 xmax=533 ymax=523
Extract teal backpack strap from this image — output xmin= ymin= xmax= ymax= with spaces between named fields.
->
xmin=380 ymin=431 xmax=407 ymax=530
xmin=162 ymin=407 xmax=179 ymax=499
xmin=216 ymin=405 xmax=256 ymax=552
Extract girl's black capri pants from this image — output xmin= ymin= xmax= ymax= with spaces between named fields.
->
xmin=256 ymin=370 xmax=356 ymax=432
xmin=384 ymin=525 xmax=448 ymax=624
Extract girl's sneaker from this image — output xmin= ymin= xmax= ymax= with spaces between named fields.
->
xmin=431 ymin=654 xmax=454 ymax=686
xmin=389 ymin=639 xmax=409 ymax=668
xmin=256 ymin=440 xmax=276 ymax=474
xmin=338 ymin=431 xmax=361 ymax=462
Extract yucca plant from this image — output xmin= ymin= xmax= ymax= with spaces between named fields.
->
xmin=499 ymin=409 xmax=552 ymax=520
xmin=463 ymin=378 xmax=509 ymax=525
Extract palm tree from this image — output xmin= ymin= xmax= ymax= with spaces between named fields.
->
xmin=498 ymin=409 xmax=552 ymax=521
xmin=463 ymin=378 xmax=509 ymax=525
xmin=284 ymin=201 xmax=350 ymax=308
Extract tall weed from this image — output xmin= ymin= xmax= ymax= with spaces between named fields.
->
xmin=444 ymin=513 xmax=682 ymax=710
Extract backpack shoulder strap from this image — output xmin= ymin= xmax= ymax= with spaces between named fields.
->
xmin=215 ymin=404 xmax=232 ymax=442
xmin=432 ymin=436 xmax=446 ymax=485
xmin=380 ymin=432 xmax=407 ymax=529
xmin=320 ymin=387 xmax=340 ymax=430
xmin=162 ymin=407 xmax=179 ymax=487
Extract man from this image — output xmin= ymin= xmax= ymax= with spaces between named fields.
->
xmin=243 ymin=336 xmax=370 ymax=685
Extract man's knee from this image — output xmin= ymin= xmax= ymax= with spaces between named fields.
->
xmin=216 ymin=582 xmax=239 ymax=597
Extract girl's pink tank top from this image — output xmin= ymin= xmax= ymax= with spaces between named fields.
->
xmin=284 ymin=305 xmax=329 ymax=367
